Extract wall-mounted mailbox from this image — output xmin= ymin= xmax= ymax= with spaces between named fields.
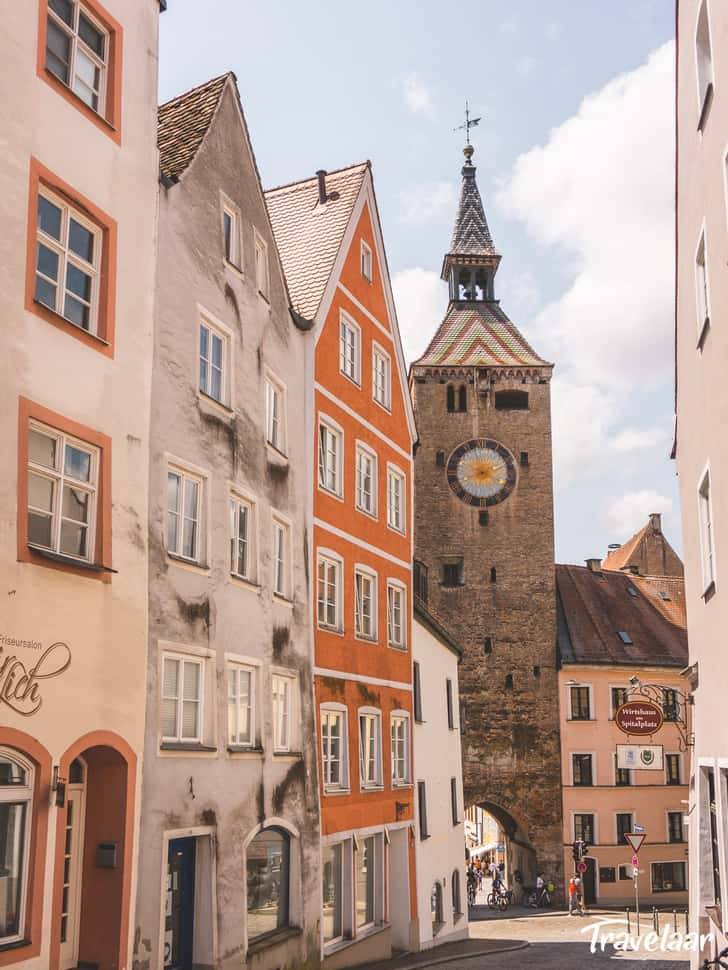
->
xmin=96 ymin=842 xmax=118 ymax=869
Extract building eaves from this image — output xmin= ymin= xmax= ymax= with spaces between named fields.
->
xmin=414 ymin=598 xmax=463 ymax=659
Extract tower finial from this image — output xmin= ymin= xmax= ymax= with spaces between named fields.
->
xmin=453 ymin=100 xmax=482 ymax=156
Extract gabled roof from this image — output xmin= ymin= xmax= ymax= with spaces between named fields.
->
xmin=158 ymin=73 xmax=230 ymax=181
xmin=264 ymin=163 xmax=370 ymax=321
xmin=556 ymin=564 xmax=687 ymax=668
xmin=602 ymin=514 xmax=684 ymax=578
xmin=412 ymin=303 xmax=550 ymax=369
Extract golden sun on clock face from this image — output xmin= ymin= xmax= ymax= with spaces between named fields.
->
xmin=446 ymin=438 xmax=517 ymax=507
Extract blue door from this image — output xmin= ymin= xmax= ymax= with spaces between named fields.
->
xmin=165 ymin=838 xmax=196 ymax=970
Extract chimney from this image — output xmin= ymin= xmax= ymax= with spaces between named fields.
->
xmin=585 ymin=558 xmax=603 ymax=575
xmin=649 ymin=512 xmax=662 ymax=533
xmin=316 ymin=169 xmax=327 ymax=205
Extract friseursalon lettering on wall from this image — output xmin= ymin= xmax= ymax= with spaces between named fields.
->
xmin=0 ymin=634 xmax=71 ymax=716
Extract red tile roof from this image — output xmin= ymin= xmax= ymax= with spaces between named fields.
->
xmin=264 ymin=163 xmax=369 ymax=321
xmin=603 ymin=516 xmax=683 ymax=578
xmin=158 ymin=73 xmax=230 ymax=180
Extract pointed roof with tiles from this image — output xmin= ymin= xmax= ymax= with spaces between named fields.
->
xmin=443 ymin=143 xmax=499 ymax=270
xmin=158 ymin=73 xmax=231 ymax=181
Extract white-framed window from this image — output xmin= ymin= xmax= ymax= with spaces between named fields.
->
xmin=568 ymin=684 xmax=593 ymax=720
xmin=271 ymin=514 xmax=291 ymax=599
xmin=0 ymin=748 xmax=34 ymax=947
xmin=254 ymin=230 xmax=269 ymax=297
xmin=161 ymin=653 xmax=204 ymax=743
xmin=221 ymin=196 xmax=241 ymax=268
xmin=271 ymin=673 xmax=294 ymax=752
xmin=339 ymin=313 xmax=361 ymax=385
xmin=321 ymin=705 xmax=348 ymax=791
xmin=227 ymin=664 xmax=255 ymax=747
xmin=372 ymin=344 xmax=391 ymax=410
xmin=696 ymin=230 xmax=710 ymax=339
xmin=360 ymin=240 xmax=372 ymax=282
xmin=229 ymin=492 xmax=255 ymax=582
xmin=359 ymin=710 xmax=382 ymax=789
xmin=355 ymin=567 xmax=377 ymax=641
xmin=696 ymin=0 xmax=714 ymax=123
xmin=199 ymin=317 xmax=230 ymax=405
xmin=318 ymin=418 xmax=343 ymax=497
xmin=323 ymin=840 xmax=347 ymax=945
xmin=355 ymin=443 xmax=377 ymax=516
xmin=571 ymin=752 xmax=595 ymax=786
xmin=698 ymin=466 xmax=716 ymax=594
xmin=265 ymin=373 xmax=286 ymax=453
xmin=27 ymin=421 xmax=98 ymax=561
xmin=34 ymin=187 xmax=101 ymax=333
xmin=355 ymin=833 xmax=383 ymax=930
xmin=45 ymin=0 xmax=109 ymax=114
xmin=167 ymin=466 xmax=203 ymax=563
xmin=387 ymin=581 xmax=406 ymax=650
xmin=391 ymin=712 xmax=410 ymax=786
xmin=317 ymin=552 xmax=343 ymax=631
xmin=387 ymin=465 xmax=406 ymax=533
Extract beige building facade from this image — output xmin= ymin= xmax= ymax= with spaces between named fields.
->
xmin=675 ymin=0 xmax=728 ymax=961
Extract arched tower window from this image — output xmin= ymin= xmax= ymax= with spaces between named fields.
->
xmin=458 ymin=385 xmax=467 ymax=412
xmin=446 ymin=385 xmax=455 ymax=412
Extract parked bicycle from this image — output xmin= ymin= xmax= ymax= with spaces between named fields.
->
xmin=467 ymin=881 xmax=477 ymax=906
xmin=703 ymin=946 xmax=728 ymax=969
xmin=526 ymin=885 xmax=552 ymax=908
xmin=487 ymin=888 xmax=513 ymax=911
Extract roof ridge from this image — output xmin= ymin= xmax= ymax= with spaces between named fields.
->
xmin=264 ymin=160 xmax=370 ymax=196
xmin=158 ymin=72 xmax=232 ymax=112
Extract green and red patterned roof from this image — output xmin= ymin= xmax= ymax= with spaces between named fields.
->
xmin=413 ymin=303 xmax=550 ymax=369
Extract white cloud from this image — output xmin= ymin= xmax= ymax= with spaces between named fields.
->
xmin=612 ymin=425 xmax=670 ymax=453
xmin=604 ymin=488 xmax=673 ymax=539
xmin=516 ymin=56 xmax=538 ymax=77
xmin=399 ymin=181 xmax=457 ymax=224
xmin=551 ymin=378 xmax=619 ymax=487
xmin=392 ymin=268 xmax=447 ymax=366
xmin=401 ymin=72 xmax=435 ymax=117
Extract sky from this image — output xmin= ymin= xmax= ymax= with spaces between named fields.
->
xmin=159 ymin=0 xmax=679 ymax=566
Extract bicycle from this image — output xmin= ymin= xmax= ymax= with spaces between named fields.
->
xmin=527 ymin=886 xmax=552 ymax=908
xmin=703 ymin=946 xmax=728 ymax=969
xmin=467 ymin=881 xmax=477 ymax=906
xmin=487 ymin=888 xmax=513 ymax=911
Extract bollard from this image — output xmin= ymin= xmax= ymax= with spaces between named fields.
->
xmin=626 ymin=907 xmax=631 ymax=935
xmin=652 ymin=907 xmax=658 ymax=933
xmin=684 ymin=909 xmax=689 ymax=935
xmin=673 ymin=909 xmax=678 ymax=935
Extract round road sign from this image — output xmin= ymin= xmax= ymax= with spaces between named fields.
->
xmin=632 ymin=854 xmax=639 ymax=867
xmin=577 ymin=861 xmax=587 ymax=873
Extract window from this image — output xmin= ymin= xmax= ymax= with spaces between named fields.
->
xmin=222 ymin=200 xmax=240 ymax=268
xmin=355 ymin=569 xmax=377 ymax=641
xmin=227 ymin=665 xmax=254 ymax=747
xmin=600 ymin=867 xmax=616 ymax=884
xmin=387 ymin=467 xmax=406 ymax=533
xmin=356 ymin=836 xmax=377 ymax=929
xmin=452 ymin=870 xmax=462 ymax=916
xmin=359 ymin=712 xmax=382 ymax=788
xmin=458 ymin=386 xmax=467 ymax=412
xmin=271 ymin=675 xmax=293 ymax=752
xmin=569 ymin=686 xmax=591 ymax=720
xmin=696 ymin=0 xmax=714 ymax=126
xmin=27 ymin=421 xmax=98 ymax=562
xmin=229 ymin=494 xmax=254 ymax=581
xmin=45 ymin=0 xmax=109 ymax=114
xmin=617 ymin=631 xmax=633 ymax=645
xmin=446 ymin=384 xmax=467 ymax=413
xmin=391 ymin=714 xmax=410 ymax=785
xmin=451 ymin=777 xmax=459 ymax=825
xmin=167 ymin=468 xmax=202 ymax=563
xmin=199 ymin=319 xmax=227 ymax=405
xmin=698 ymin=469 xmax=715 ymax=594
xmin=611 ymin=686 xmax=628 ymax=716
xmin=0 ymin=750 xmax=33 ymax=946
xmin=618 ymin=865 xmax=632 ymax=881
xmin=446 ymin=385 xmax=455 ymax=412
xmin=271 ymin=516 xmax=290 ymax=599
xmin=265 ymin=376 xmax=285 ymax=453
xmin=666 ymin=754 xmax=682 ymax=785
xmin=355 ymin=445 xmax=377 ymax=516
xmin=652 ymin=862 xmax=686 ymax=893
xmin=446 ymin=679 xmax=455 ymax=729
xmin=387 ymin=582 xmax=406 ymax=649
xmin=616 ymin=813 xmax=633 ymax=845
xmin=254 ymin=230 xmax=269 ymax=297
xmin=572 ymin=754 xmax=593 ymax=787
xmin=520 ymin=452 xmax=529 ymax=467
xmin=372 ymin=345 xmax=391 ymax=409
xmin=494 ymin=390 xmax=529 ymax=410
xmin=317 ymin=554 xmax=342 ymax=632
xmin=662 ymin=688 xmax=680 ymax=722
xmin=442 ymin=560 xmax=464 ymax=588
xmin=413 ymin=559 xmax=428 ymax=602
xmin=360 ymin=240 xmax=372 ymax=281
xmin=413 ymin=661 xmax=423 ymax=723
xmin=418 ymin=781 xmax=429 ymax=839
xmin=318 ymin=420 xmax=343 ymax=497
xmin=247 ymin=828 xmax=290 ymax=938
xmin=321 ymin=708 xmax=347 ymax=791
xmin=614 ymin=754 xmax=631 ymax=787
xmin=35 ymin=188 xmax=101 ymax=334
xmin=431 ymin=882 xmax=443 ymax=931
xmin=696 ymin=232 xmax=710 ymax=338
xmin=705 ymin=768 xmax=722 ymax=905
xmin=573 ymin=814 xmax=594 ymax=843
xmin=323 ymin=842 xmax=343 ymax=944
xmin=668 ymin=811 xmax=685 ymax=843
xmin=161 ymin=655 xmax=203 ymax=743
xmin=339 ymin=313 xmax=361 ymax=384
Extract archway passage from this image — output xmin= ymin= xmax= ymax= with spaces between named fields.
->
xmin=463 ymin=801 xmax=538 ymax=904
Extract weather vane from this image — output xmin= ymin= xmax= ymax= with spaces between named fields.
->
xmin=454 ymin=101 xmax=481 ymax=144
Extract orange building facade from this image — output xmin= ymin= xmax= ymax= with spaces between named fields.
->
xmin=267 ymin=163 xmax=418 ymax=966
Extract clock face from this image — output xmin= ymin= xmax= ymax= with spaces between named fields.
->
xmin=446 ymin=438 xmax=517 ymax=507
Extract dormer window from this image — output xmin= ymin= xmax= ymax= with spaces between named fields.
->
xmin=617 ymin=631 xmax=633 ymax=645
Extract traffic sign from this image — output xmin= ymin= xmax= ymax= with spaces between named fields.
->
xmin=577 ymin=861 xmax=587 ymax=873
xmin=625 ymin=833 xmax=646 ymax=853
xmin=632 ymin=854 xmax=639 ymax=867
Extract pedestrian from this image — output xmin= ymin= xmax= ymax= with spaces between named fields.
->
xmin=535 ymin=871 xmax=546 ymax=907
xmin=573 ymin=875 xmax=585 ymax=916
xmin=568 ymin=877 xmax=577 ymax=915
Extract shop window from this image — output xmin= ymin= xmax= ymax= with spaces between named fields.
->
xmin=323 ymin=842 xmax=344 ymax=944
xmin=651 ymin=862 xmax=686 ymax=893
xmin=0 ymin=750 xmax=34 ymax=947
xmin=355 ymin=835 xmax=379 ymax=930
xmin=246 ymin=827 xmax=290 ymax=939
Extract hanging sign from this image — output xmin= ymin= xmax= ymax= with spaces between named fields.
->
xmin=616 ymin=744 xmax=664 ymax=770
xmin=625 ymin=833 xmax=646 ymax=853
xmin=615 ymin=701 xmax=663 ymax=736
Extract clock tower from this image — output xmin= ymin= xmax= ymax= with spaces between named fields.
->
xmin=410 ymin=144 xmax=563 ymax=889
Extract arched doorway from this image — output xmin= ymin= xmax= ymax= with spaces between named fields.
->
xmin=464 ymin=801 xmax=537 ymax=902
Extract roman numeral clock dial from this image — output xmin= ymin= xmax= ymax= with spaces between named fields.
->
xmin=446 ymin=438 xmax=517 ymax=507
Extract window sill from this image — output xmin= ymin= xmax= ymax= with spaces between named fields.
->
xmin=355 ymin=505 xmax=379 ymax=521
xmin=247 ymin=925 xmax=302 ymax=957
xmin=225 ymin=258 xmax=244 ymax=279
xmin=167 ymin=552 xmax=210 ymax=572
xmin=230 ymin=574 xmax=261 ymax=593
xmin=340 ymin=371 xmax=362 ymax=390
xmin=160 ymin=742 xmax=217 ymax=753
xmin=360 ymin=784 xmax=385 ymax=793
xmin=355 ymin=634 xmax=378 ymax=645
xmin=273 ymin=593 xmax=294 ymax=609
xmin=27 ymin=544 xmax=116 ymax=573
xmin=697 ymin=315 xmax=710 ymax=351
xmin=387 ymin=642 xmax=407 ymax=652
xmin=198 ymin=390 xmax=233 ymax=416
xmin=273 ymin=750 xmax=303 ymax=760
xmin=373 ymin=397 xmax=392 ymax=415
xmin=318 ymin=482 xmax=345 ymax=503
xmin=33 ymin=298 xmax=111 ymax=347
xmin=266 ymin=441 xmax=289 ymax=464
xmin=227 ymin=744 xmax=263 ymax=756
xmin=702 ymin=580 xmax=716 ymax=603
xmin=386 ymin=524 xmax=407 ymax=538
xmin=324 ymin=786 xmax=352 ymax=796
xmin=41 ymin=67 xmax=120 ymax=142
xmin=0 ymin=938 xmax=31 ymax=954
xmin=325 ymin=923 xmax=388 ymax=956
xmin=697 ymin=82 xmax=714 ymax=133
xmin=318 ymin=623 xmax=345 ymax=637
xmin=392 ymin=781 xmax=413 ymax=790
